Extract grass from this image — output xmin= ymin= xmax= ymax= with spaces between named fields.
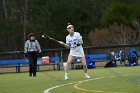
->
xmin=0 ymin=66 xmax=140 ymax=93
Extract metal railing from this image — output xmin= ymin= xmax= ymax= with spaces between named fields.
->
xmin=0 ymin=44 xmax=140 ymax=61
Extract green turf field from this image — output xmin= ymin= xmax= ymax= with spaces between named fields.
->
xmin=0 ymin=66 xmax=140 ymax=93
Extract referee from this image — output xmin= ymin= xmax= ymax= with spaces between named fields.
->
xmin=24 ymin=33 xmax=41 ymax=77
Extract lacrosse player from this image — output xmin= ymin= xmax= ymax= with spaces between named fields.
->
xmin=59 ymin=23 xmax=91 ymax=80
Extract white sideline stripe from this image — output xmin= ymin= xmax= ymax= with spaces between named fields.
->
xmin=44 ymin=76 xmax=116 ymax=93
xmin=44 ymin=74 xmax=137 ymax=93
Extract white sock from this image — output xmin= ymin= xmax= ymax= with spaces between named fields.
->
xmin=84 ymin=73 xmax=88 ymax=76
xmin=65 ymin=73 xmax=68 ymax=76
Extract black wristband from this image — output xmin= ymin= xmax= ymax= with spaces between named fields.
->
xmin=77 ymin=44 xmax=80 ymax=46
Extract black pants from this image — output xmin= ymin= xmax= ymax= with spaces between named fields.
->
xmin=27 ymin=52 xmax=38 ymax=75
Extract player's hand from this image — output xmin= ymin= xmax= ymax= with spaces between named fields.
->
xmin=38 ymin=52 xmax=42 ymax=58
xmin=24 ymin=53 xmax=28 ymax=58
xmin=58 ymin=41 xmax=65 ymax=45
xmin=70 ymin=45 xmax=76 ymax=49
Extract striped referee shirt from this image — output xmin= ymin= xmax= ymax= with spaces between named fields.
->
xmin=24 ymin=40 xmax=41 ymax=53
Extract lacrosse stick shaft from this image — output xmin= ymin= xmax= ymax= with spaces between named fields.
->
xmin=42 ymin=34 xmax=64 ymax=44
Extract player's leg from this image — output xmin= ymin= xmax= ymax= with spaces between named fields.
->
xmin=64 ymin=55 xmax=74 ymax=80
xmin=28 ymin=53 xmax=34 ymax=77
xmin=32 ymin=52 xmax=38 ymax=77
xmin=79 ymin=56 xmax=91 ymax=79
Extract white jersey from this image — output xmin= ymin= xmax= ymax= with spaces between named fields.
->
xmin=66 ymin=32 xmax=85 ymax=57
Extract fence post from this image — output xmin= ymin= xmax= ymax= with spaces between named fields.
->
xmin=60 ymin=50 xmax=63 ymax=62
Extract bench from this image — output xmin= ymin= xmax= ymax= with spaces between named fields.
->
xmin=0 ymin=57 xmax=60 ymax=73
xmin=71 ymin=58 xmax=81 ymax=69
xmin=71 ymin=54 xmax=115 ymax=69
xmin=86 ymin=54 xmax=117 ymax=68
xmin=37 ymin=57 xmax=60 ymax=71
xmin=137 ymin=52 xmax=140 ymax=58
xmin=70 ymin=53 xmax=129 ymax=69
xmin=0 ymin=59 xmax=29 ymax=73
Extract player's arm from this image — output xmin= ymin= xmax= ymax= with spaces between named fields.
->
xmin=77 ymin=38 xmax=83 ymax=46
xmin=24 ymin=40 xmax=28 ymax=53
xmin=58 ymin=41 xmax=70 ymax=49
xmin=76 ymin=32 xmax=83 ymax=46
xmin=59 ymin=37 xmax=74 ymax=49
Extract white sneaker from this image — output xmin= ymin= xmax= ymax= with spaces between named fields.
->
xmin=84 ymin=74 xmax=91 ymax=79
xmin=64 ymin=75 xmax=68 ymax=80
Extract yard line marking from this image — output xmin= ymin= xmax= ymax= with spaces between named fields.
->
xmin=73 ymin=76 xmax=127 ymax=93
xmin=44 ymin=76 xmax=116 ymax=93
xmin=44 ymin=81 xmax=81 ymax=93
xmin=44 ymin=73 xmax=138 ymax=93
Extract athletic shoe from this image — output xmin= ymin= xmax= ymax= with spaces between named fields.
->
xmin=84 ymin=74 xmax=91 ymax=79
xmin=33 ymin=73 xmax=36 ymax=77
xmin=29 ymin=73 xmax=32 ymax=77
xmin=64 ymin=75 xmax=68 ymax=80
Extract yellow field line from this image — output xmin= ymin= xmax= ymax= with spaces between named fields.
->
xmin=44 ymin=73 xmax=139 ymax=93
xmin=74 ymin=82 xmax=104 ymax=92
xmin=73 ymin=76 xmax=129 ymax=93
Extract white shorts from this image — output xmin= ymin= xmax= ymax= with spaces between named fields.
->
xmin=69 ymin=46 xmax=85 ymax=57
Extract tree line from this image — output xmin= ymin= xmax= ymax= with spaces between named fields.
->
xmin=0 ymin=0 xmax=140 ymax=52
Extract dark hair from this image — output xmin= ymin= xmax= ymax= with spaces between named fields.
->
xmin=67 ymin=22 xmax=71 ymax=26
xmin=28 ymin=33 xmax=35 ymax=39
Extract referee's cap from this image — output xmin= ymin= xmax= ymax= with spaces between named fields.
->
xmin=28 ymin=33 xmax=35 ymax=39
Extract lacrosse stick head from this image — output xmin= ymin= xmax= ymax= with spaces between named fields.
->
xmin=41 ymin=34 xmax=46 ymax=38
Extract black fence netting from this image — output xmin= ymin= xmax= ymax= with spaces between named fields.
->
xmin=0 ymin=44 xmax=140 ymax=62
